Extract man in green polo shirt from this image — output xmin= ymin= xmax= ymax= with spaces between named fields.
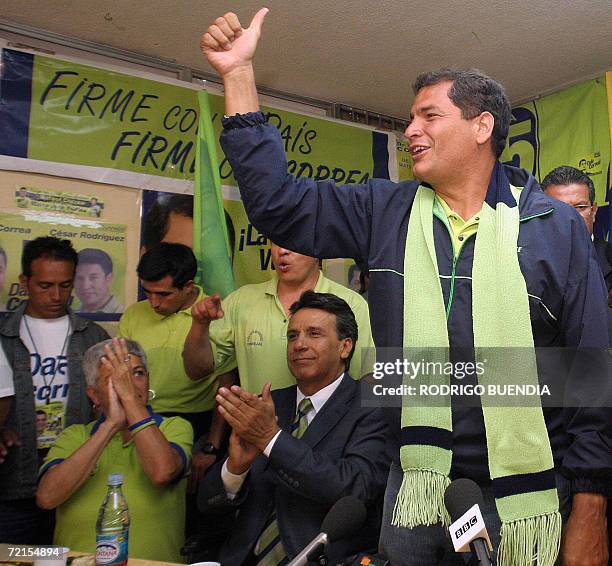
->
xmin=183 ymin=244 xmax=375 ymax=393
xmin=118 ymin=243 xmax=229 ymax=445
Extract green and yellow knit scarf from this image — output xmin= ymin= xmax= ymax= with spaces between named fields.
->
xmin=393 ymin=164 xmax=561 ymax=566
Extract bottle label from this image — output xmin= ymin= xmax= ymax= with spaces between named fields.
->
xmin=96 ymin=532 xmax=128 ymax=566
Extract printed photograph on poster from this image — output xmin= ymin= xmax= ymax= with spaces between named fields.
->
xmin=140 ymin=190 xmax=196 ymax=253
xmin=0 ymin=211 xmax=127 ymax=320
xmin=139 ymin=189 xmax=238 ymax=296
xmin=14 ymin=185 xmax=105 ymax=217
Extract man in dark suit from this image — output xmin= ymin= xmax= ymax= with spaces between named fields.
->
xmin=198 ymin=291 xmax=389 ymax=565
xmin=541 ymin=165 xmax=612 ymax=556
xmin=541 ymin=165 xmax=612 ymax=291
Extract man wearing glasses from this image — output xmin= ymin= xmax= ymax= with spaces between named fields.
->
xmin=541 ymin=165 xmax=611 ymax=291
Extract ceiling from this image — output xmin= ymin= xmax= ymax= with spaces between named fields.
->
xmin=1 ymin=0 xmax=611 ymax=120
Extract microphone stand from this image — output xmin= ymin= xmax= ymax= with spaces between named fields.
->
xmin=467 ymin=538 xmax=492 ymax=566
xmin=307 ymin=546 xmax=329 ymax=565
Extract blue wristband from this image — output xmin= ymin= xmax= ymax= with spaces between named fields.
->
xmin=128 ymin=416 xmax=155 ymax=432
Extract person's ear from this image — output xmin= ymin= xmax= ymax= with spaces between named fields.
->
xmin=86 ymin=386 xmax=100 ymax=408
xmin=475 ymin=112 xmax=494 ymax=148
xmin=339 ymin=338 xmax=353 ymax=361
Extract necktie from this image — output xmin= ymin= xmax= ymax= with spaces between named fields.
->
xmin=254 ymin=398 xmax=314 ymax=565
xmin=291 ymin=397 xmax=314 ymax=439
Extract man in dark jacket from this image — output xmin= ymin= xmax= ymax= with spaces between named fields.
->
xmin=0 ymin=237 xmax=108 ymax=544
xmin=541 ymin=165 xmax=612 ymax=291
xmin=200 ymin=10 xmax=610 ymax=566
xmin=198 ymin=292 xmax=389 ymax=565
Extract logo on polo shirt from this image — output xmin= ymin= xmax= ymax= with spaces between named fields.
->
xmin=247 ymin=330 xmax=264 ymax=347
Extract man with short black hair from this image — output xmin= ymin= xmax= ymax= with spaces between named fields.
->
xmin=0 ymin=236 xmax=108 ymax=544
xmin=198 ymin=291 xmax=389 ymax=565
xmin=74 ymin=248 xmax=124 ymax=313
xmin=119 ymin=243 xmax=219 ymax=439
xmin=541 ymin=165 xmax=612 ymax=290
xmin=200 ymin=13 xmax=610 ymax=565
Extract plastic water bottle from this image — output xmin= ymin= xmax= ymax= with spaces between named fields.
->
xmin=95 ymin=474 xmax=130 ymax=566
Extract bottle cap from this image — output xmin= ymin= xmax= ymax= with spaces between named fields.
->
xmin=108 ymin=473 xmax=123 ymax=486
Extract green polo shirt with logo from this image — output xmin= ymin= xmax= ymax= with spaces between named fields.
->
xmin=118 ymin=285 xmax=221 ymax=413
xmin=40 ymin=413 xmax=192 ymax=562
xmin=208 ymin=272 xmax=375 ymax=393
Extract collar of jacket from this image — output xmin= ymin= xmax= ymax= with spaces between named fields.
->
xmin=502 ymin=164 xmax=556 ymax=220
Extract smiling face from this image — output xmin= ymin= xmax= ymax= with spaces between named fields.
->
xmin=405 ymin=81 xmax=487 ymax=187
xmin=36 ymin=411 xmax=47 ymax=434
xmin=20 ymin=258 xmax=75 ymax=319
xmin=286 ymin=307 xmax=352 ymax=393
xmin=74 ymin=263 xmax=113 ymax=311
xmin=271 ymin=244 xmax=319 ymax=286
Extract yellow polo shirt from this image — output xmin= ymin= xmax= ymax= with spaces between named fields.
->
xmin=118 ymin=286 xmax=219 ymax=413
xmin=209 ymin=272 xmax=375 ymax=393
xmin=434 ymin=196 xmax=481 ymax=258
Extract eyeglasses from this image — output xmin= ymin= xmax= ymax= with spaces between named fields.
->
xmin=573 ymin=204 xmax=593 ymax=216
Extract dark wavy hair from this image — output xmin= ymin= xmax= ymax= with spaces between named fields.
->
xmin=413 ymin=68 xmax=511 ymax=158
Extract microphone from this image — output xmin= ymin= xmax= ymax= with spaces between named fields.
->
xmin=287 ymin=496 xmax=367 ymax=566
xmin=444 ymin=479 xmax=493 ymax=566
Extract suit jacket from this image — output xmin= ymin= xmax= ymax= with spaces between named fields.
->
xmin=198 ymin=374 xmax=391 ymax=565
xmin=593 ymin=237 xmax=612 ymax=292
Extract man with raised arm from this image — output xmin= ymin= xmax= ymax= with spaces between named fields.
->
xmin=183 ymin=243 xmax=374 ymax=394
xmin=200 ymin=11 xmax=610 ymax=566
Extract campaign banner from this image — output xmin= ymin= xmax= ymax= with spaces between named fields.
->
xmin=0 ymin=48 xmax=391 ymax=192
xmin=605 ymin=71 xmax=612 ymax=238
xmin=500 ymin=76 xmax=610 ymax=206
xmin=0 ymin=211 xmax=128 ymax=319
xmin=395 ymin=136 xmax=414 ymax=182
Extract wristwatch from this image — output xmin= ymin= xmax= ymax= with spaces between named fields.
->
xmin=201 ymin=442 xmax=221 ymax=457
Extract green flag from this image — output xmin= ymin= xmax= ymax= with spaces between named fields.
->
xmin=194 ymin=90 xmax=235 ymax=297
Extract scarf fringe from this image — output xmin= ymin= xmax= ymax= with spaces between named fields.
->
xmin=497 ymin=511 xmax=561 ymax=566
xmin=392 ymin=469 xmax=451 ymax=528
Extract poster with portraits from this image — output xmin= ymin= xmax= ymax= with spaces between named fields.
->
xmin=0 ymin=211 xmax=127 ymax=319
xmin=0 ymin=171 xmax=141 ymax=321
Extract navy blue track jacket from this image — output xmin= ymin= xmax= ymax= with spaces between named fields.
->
xmin=220 ymin=111 xmax=611 ymax=495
